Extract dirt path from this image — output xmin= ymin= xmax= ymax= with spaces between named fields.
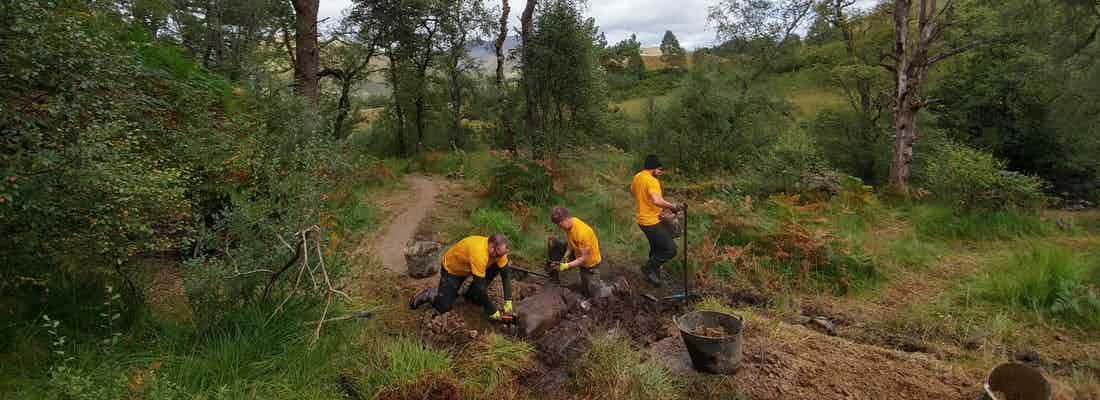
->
xmin=371 ymin=175 xmax=442 ymax=274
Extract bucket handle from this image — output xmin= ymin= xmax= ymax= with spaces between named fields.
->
xmin=673 ymin=312 xmax=743 ymax=334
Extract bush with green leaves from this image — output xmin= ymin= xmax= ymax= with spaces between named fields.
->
xmin=488 ymin=159 xmax=555 ymax=205
xmin=1 ymin=0 xmax=347 ymax=336
xmin=649 ymin=61 xmax=782 ymax=173
xmin=922 ymin=142 xmax=1046 ymax=211
xmin=809 ymin=106 xmax=891 ymax=185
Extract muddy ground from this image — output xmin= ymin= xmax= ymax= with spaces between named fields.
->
xmin=412 ymin=270 xmax=1010 ymax=400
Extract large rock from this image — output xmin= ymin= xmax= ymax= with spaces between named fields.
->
xmin=514 ymin=285 xmax=568 ymax=338
xmin=404 ymin=241 xmax=442 ymax=278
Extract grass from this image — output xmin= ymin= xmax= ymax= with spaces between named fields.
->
xmin=880 ymin=232 xmax=945 ymax=271
xmin=458 ymin=333 xmax=535 ymax=397
xmin=912 ymin=204 xmax=1051 ymax=241
xmin=1 ymin=303 xmax=363 ymax=399
xmin=967 ymin=244 xmax=1100 ymax=330
xmin=571 ymin=332 xmax=680 ymax=400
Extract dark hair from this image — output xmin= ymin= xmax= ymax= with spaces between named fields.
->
xmin=550 ymin=206 xmax=571 ymax=224
xmin=488 ymin=233 xmax=509 ymax=248
xmin=644 ymin=154 xmax=662 ymax=170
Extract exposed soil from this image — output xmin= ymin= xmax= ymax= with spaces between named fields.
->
xmin=363 ymin=175 xmax=442 ymax=275
xmin=648 ymin=312 xmax=985 ymax=400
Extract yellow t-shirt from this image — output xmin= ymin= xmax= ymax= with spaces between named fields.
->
xmin=631 ymin=169 xmax=662 ymax=226
xmin=566 ymin=217 xmax=601 ymax=268
xmin=441 ymin=236 xmax=509 ymax=277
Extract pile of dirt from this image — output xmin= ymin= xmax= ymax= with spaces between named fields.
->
xmin=420 ymin=312 xmax=478 ymax=348
xmin=691 ymin=325 xmax=730 ymax=338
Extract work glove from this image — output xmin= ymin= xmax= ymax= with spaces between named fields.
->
xmin=503 ymin=300 xmax=513 ymax=313
xmin=489 ymin=310 xmax=503 ymax=321
xmin=558 ymin=262 xmax=570 ymax=272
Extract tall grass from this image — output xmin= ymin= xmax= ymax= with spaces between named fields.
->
xmin=3 ymin=304 xmax=360 ymax=399
xmin=458 ymin=333 xmax=535 ymax=397
xmin=571 ymin=332 xmax=679 ymax=400
xmin=912 ymin=205 xmax=1049 ymax=241
xmin=971 ymin=245 xmax=1100 ymax=330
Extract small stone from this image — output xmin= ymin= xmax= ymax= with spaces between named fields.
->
xmin=808 ymin=316 xmax=837 ymax=336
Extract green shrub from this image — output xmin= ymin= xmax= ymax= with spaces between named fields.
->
xmin=469 ymin=207 xmax=521 ymax=239
xmin=972 ymin=245 xmax=1100 ymax=329
xmin=571 ymin=333 xmax=679 ymax=400
xmin=488 ymin=159 xmax=554 ymax=205
xmin=922 ymin=142 xmax=1046 ymax=211
xmin=810 ymin=106 xmax=891 ymax=184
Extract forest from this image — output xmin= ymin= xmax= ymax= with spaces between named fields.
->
xmin=2 ymin=0 xmax=1099 ymax=398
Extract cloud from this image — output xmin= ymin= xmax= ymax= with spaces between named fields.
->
xmin=319 ymin=0 xmax=716 ymax=48
xmin=318 ymin=0 xmax=880 ymax=50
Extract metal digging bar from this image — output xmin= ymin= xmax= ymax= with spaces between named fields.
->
xmin=643 ymin=203 xmax=699 ymax=303
xmin=665 ymin=203 xmax=698 ymax=302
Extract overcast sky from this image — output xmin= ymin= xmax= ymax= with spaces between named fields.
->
xmin=319 ymin=0 xmax=878 ymax=50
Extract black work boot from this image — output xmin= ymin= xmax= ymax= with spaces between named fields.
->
xmin=409 ymin=287 xmax=436 ymax=310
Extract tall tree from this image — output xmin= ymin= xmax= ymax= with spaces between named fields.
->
xmin=291 ymin=0 xmax=320 ymax=102
xmin=323 ymin=7 xmax=386 ymax=139
xmin=494 ymin=0 xmax=515 ymax=153
xmin=526 ymin=0 xmax=607 ymax=155
xmin=708 ymin=0 xmax=815 ymax=92
xmin=659 ymin=30 xmax=687 ymax=69
xmin=603 ymin=34 xmax=645 ymax=79
xmin=883 ymin=0 xmax=986 ymax=194
xmin=520 ymin=0 xmax=540 ymax=157
xmin=440 ymin=0 xmax=495 ymax=149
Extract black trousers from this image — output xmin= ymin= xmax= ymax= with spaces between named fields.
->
xmin=431 ymin=265 xmax=510 ymax=316
xmin=640 ymin=222 xmax=677 ymax=272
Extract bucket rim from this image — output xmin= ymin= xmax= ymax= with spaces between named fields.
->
xmin=674 ymin=310 xmax=744 ymax=338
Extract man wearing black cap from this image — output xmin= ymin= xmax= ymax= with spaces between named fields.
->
xmin=630 ymin=154 xmax=682 ymax=286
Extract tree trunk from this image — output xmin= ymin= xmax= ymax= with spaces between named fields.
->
xmin=334 ymin=77 xmax=353 ymax=139
xmin=415 ymin=96 xmax=426 ymax=153
xmin=389 ymin=55 xmax=407 ymax=155
xmin=203 ymin=0 xmax=223 ymax=69
xmin=291 ymin=0 xmax=320 ymax=102
xmin=888 ymin=0 xmax=914 ymax=195
xmin=449 ymin=30 xmax=467 ymax=149
xmin=520 ymin=0 xmax=540 ymax=159
xmin=449 ymin=60 xmax=464 ymax=148
xmin=495 ymin=0 xmax=515 ymax=153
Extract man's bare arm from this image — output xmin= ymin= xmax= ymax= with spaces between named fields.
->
xmin=649 ymin=192 xmax=676 ymax=209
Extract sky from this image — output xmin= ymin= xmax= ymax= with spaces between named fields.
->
xmin=319 ymin=0 xmax=879 ymax=50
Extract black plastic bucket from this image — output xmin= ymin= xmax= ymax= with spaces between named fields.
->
xmin=674 ymin=311 xmax=743 ymax=374
xmin=979 ymin=362 xmax=1050 ymax=400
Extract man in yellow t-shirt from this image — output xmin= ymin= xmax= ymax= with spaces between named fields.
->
xmin=409 ymin=234 xmax=514 ymax=321
xmin=550 ymin=207 xmax=611 ymax=298
xmin=630 ymin=154 xmax=682 ymax=286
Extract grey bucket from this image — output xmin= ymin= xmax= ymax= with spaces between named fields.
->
xmin=673 ymin=311 xmax=744 ymax=374
xmin=979 ymin=362 xmax=1051 ymax=400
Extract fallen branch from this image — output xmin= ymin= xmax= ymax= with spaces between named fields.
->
xmin=261 ymin=234 xmax=306 ymax=302
xmin=301 ymin=310 xmax=373 ymax=326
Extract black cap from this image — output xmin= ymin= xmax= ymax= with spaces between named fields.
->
xmin=644 ymin=154 xmax=662 ymax=170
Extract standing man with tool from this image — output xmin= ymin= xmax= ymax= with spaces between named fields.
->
xmin=631 ymin=154 xmax=683 ymax=286
xmin=550 ymin=207 xmax=611 ymax=298
xmin=409 ymin=234 xmax=514 ymax=321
